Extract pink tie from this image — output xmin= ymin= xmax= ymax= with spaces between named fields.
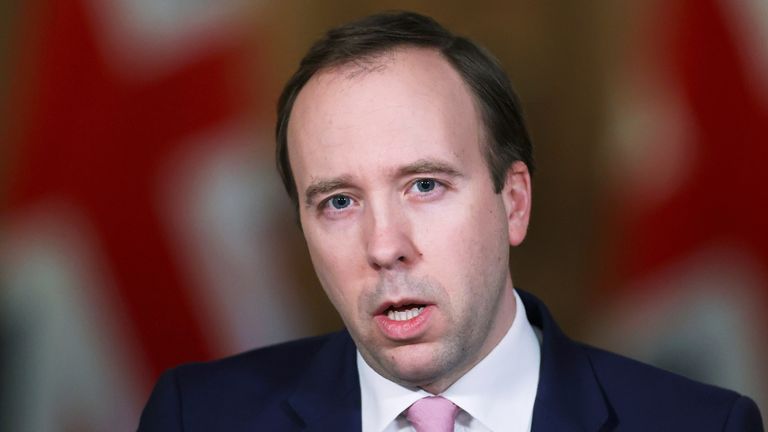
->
xmin=405 ymin=396 xmax=459 ymax=432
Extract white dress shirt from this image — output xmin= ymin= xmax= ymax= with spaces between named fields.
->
xmin=358 ymin=289 xmax=541 ymax=432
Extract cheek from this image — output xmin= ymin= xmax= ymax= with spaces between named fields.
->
xmin=420 ymin=196 xmax=507 ymax=257
xmin=304 ymin=229 xmax=364 ymax=316
xmin=416 ymin=198 xmax=509 ymax=293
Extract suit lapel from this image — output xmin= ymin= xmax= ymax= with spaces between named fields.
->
xmin=520 ymin=290 xmax=614 ymax=432
xmin=286 ymin=330 xmax=362 ymax=431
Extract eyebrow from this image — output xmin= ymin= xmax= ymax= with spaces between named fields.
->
xmin=396 ymin=159 xmax=463 ymax=178
xmin=303 ymin=159 xmax=463 ymax=207
xmin=305 ymin=176 xmax=354 ymax=207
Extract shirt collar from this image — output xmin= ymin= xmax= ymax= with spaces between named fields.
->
xmin=358 ymin=289 xmax=541 ymax=432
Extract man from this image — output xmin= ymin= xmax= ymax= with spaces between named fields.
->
xmin=139 ymin=11 xmax=763 ymax=431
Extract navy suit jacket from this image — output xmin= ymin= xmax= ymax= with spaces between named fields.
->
xmin=138 ymin=291 xmax=763 ymax=431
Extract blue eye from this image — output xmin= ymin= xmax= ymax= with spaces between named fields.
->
xmin=415 ymin=179 xmax=436 ymax=192
xmin=329 ymin=195 xmax=351 ymax=209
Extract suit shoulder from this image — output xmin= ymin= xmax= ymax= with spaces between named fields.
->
xmin=167 ymin=332 xmax=341 ymax=414
xmin=581 ymin=344 xmax=763 ymax=430
xmin=173 ymin=332 xmax=335 ymax=392
xmin=139 ymin=332 xmax=348 ymax=431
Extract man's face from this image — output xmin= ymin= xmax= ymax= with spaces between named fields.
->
xmin=287 ymin=48 xmax=530 ymax=393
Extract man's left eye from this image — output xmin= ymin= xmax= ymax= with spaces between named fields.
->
xmin=414 ymin=179 xmax=436 ymax=193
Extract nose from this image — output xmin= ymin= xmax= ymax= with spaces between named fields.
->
xmin=364 ymin=202 xmax=419 ymax=271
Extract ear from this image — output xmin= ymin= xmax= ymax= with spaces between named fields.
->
xmin=501 ymin=161 xmax=532 ymax=247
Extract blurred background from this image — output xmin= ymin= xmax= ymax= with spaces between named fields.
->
xmin=1 ymin=0 xmax=767 ymax=430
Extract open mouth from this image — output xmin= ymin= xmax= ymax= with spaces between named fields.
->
xmin=384 ymin=304 xmax=426 ymax=321
xmin=375 ymin=302 xmax=433 ymax=340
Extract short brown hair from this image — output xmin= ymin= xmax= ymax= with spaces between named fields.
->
xmin=276 ymin=11 xmax=534 ymax=209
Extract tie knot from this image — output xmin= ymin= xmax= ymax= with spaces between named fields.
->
xmin=405 ymin=396 xmax=459 ymax=432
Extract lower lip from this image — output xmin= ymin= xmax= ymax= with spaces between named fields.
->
xmin=374 ymin=305 xmax=434 ymax=341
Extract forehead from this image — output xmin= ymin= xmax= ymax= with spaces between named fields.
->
xmin=287 ymin=47 xmax=484 ymax=190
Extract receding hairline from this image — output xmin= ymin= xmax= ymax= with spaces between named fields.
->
xmin=305 ymin=45 xmax=449 ymax=84
xmin=288 ymin=45 xmax=495 ymax=195
xmin=276 ymin=13 xmax=535 ymax=213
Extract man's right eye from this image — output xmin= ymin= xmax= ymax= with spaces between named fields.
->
xmin=328 ymin=194 xmax=352 ymax=210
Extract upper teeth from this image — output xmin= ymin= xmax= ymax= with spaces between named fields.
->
xmin=387 ymin=306 xmax=425 ymax=321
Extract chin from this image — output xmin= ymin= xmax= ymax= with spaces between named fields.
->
xmin=379 ymin=343 xmax=457 ymax=388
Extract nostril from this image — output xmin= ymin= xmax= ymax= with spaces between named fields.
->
xmin=397 ymin=256 xmax=406 ymax=262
